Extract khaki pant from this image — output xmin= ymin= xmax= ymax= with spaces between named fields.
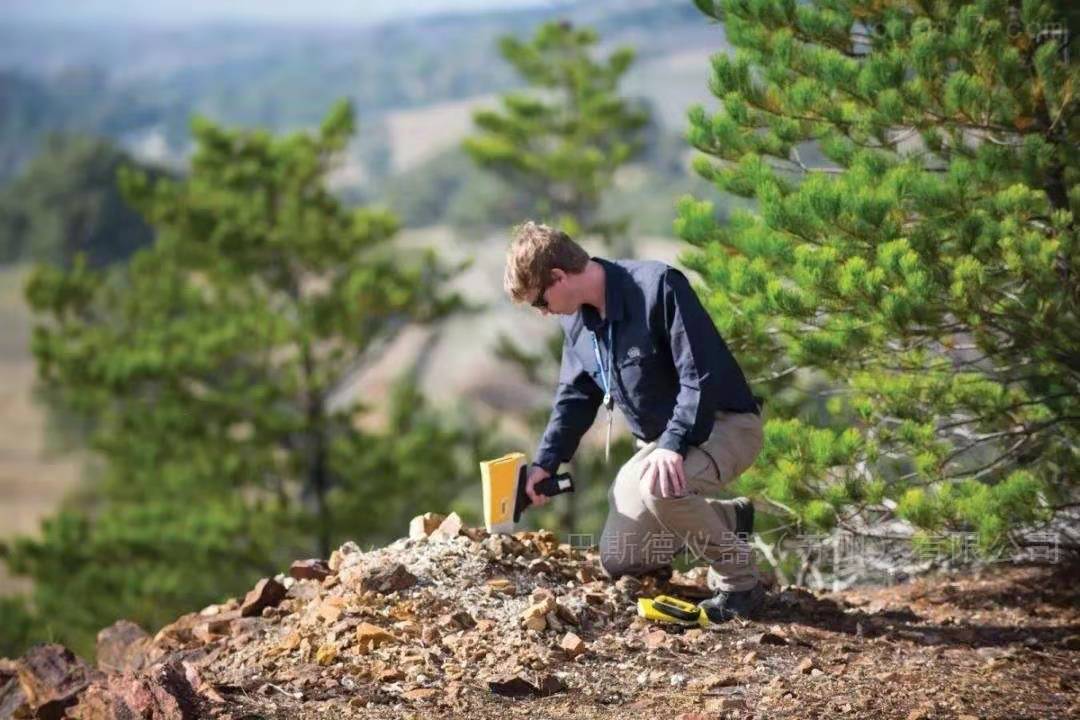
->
xmin=598 ymin=410 xmax=765 ymax=592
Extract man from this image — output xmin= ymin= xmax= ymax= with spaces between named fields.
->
xmin=504 ymin=221 xmax=767 ymax=622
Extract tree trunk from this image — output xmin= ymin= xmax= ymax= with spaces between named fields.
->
xmin=302 ymin=343 xmax=331 ymax=559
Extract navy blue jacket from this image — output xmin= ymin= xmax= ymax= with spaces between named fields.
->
xmin=533 ymin=257 xmax=760 ymax=474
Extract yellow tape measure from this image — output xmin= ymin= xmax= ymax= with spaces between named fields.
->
xmin=637 ymin=594 xmax=710 ymax=627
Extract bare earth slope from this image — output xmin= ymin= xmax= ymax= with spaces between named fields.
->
xmin=0 ymin=266 xmax=82 ymax=595
xmin=2 ymin=516 xmax=1077 ymax=720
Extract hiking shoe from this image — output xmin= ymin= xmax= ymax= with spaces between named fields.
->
xmin=698 ymin=581 xmax=766 ymax=623
xmin=733 ymin=496 xmax=755 ymax=541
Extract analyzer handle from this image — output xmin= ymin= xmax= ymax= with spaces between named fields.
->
xmin=514 ymin=469 xmax=575 ymax=522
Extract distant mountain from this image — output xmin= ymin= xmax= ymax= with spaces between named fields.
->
xmin=2 ymin=0 xmax=558 ymax=28
xmin=0 ymin=1 xmax=725 ymax=182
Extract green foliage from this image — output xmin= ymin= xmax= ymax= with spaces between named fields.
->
xmin=326 ymin=377 xmax=501 ymax=548
xmin=0 ymin=134 xmax=157 ymax=266
xmin=0 ymin=594 xmax=38 ymax=658
xmin=679 ymin=0 xmax=1078 ymax=553
xmin=380 ymin=147 xmax=529 ymax=232
xmin=385 ymin=128 xmax=719 ymax=238
xmin=5 ymin=100 xmax=474 ymax=657
xmin=463 ymin=20 xmax=649 ymax=242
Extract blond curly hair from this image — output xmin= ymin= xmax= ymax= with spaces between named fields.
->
xmin=503 ymin=221 xmax=590 ymax=304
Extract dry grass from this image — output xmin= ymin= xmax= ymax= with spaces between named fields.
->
xmin=0 ymin=266 xmax=83 ymax=595
xmin=384 ymin=94 xmax=498 ymax=174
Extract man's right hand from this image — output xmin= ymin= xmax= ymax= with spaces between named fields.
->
xmin=525 ymin=465 xmax=552 ymax=508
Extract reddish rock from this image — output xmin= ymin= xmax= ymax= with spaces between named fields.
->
xmin=68 ymin=661 xmax=207 ymax=720
xmin=376 ymin=667 xmax=404 ymax=683
xmin=487 ymin=674 xmax=538 ymax=698
xmin=289 ymin=559 xmax=332 ymax=581
xmin=560 ymin=632 xmax=587 ymax=658
xmin=409 ymin=512 xmax=446 ymax=539
xmin=191 ymin=614 xmax=237 ymax=645
xmin=536 ymin=673 xmax=566 ymax=697
xmin=16 ymin=643 xmax=97 ymax=720
xmin=355 ymin=623 xmax=397 ymax=651
xmin=316 ymin=597 xmax=347 ymax=623
xmin=240 ymin=578 xmax=287 ymax=617
xmin=753 ymin=631 xmax=789 ymax=646
xmin=554 ymin=601 xmax=580 ymax=626
xmin=0 ymin=660 xmax=27 ymax=719
xmin=153 ymin=613 xmax=204 ymax=647
xmin=96 ymin=620 xmax=153 ymax=674
xmin=528 ymin=559 xmax=554 ymax=575
xmin=486 ymin=672 xmax=565 ymax=699
xmin=576 ymin=566 xmax=598 ymax=583
xmin=401 ymin=687 xmax=440 ymax=702
xmin=431 ymin=512 xmax=463 ymax=539
xmin=358 ymin=563 xmax=417 ymax=595
xmin=521 ymin=597 xmax=556 ymax=625
xmin=644 ymin=629 xmax=671 ymax=650
xmin=181 ymin=662 xmax=224 ymax=704
xmin=462 ymin=526 xmax=488 ymax=542
xmin=438 ymin=610 xmax=475 ymax=630
xmin=484 ymin=577 xmax=516 ymax=596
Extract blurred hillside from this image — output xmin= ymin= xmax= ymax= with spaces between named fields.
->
xmin=0 ymin=1 xmax=724 ymax=184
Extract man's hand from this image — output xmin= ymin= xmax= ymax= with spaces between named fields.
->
xmin=525 ymin=465 xmax=551 ymax=508
xmin=641 ymin=448 xmax=687 ymax=498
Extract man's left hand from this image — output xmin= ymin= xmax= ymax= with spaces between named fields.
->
xmin=641 ymin=448 xmax=687 ymax=498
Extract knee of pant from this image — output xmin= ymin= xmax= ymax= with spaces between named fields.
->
xmin=614 ymin=462 xmax=643 ymax=495
xmin=637 ymin=474 xmax=688 ymax=515
xmin=636 ymin=473 xmax=657 ymax=502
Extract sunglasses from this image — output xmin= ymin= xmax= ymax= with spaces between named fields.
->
xmin=531 ymin=277 xmax=554 ymax=309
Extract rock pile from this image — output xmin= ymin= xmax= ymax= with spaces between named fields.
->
xmin=3 ymin=512 xmax=1077 ymax=719
xmin=0 ymin=513 xmax=700 ymax=718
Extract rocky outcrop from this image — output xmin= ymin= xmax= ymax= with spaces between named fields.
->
xmin=2 ymin=513 xmax=1077 ymax=719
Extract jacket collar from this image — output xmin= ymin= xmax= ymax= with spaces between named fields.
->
xmin=581 ymin=257 xmax=624 ymax=331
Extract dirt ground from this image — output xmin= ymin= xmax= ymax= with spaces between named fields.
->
xmin=5 ymin=525 xmax=1078 ymax=720
xmin=219 ymin=559 xmax=1078 ymax=720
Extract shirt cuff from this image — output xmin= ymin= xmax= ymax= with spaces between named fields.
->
xmin=532 ymin=453 xmax=561 ymax=475
xmin=656 ymin=431 xmax=688 ymax=458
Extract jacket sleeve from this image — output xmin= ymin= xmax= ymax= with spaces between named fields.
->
xmin=656 ymin=268 xmax=720 ymax=457
xmin=533 ymin=331 xmax=603 ymax=473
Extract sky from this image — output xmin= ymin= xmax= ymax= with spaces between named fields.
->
xmin=4 ymin=0 xmax=566 ymax=26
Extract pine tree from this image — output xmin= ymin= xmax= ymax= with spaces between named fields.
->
xmin=463 ymin=20 xmax=649 ymax=244
xmin=679 ymin=0 xmax=1078 ymax=555
xmin=3 ymin=100 xmax=472 ymax=656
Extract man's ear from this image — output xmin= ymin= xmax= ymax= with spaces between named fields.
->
xmin=550 ymin=268 xmax=567 ymax=284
